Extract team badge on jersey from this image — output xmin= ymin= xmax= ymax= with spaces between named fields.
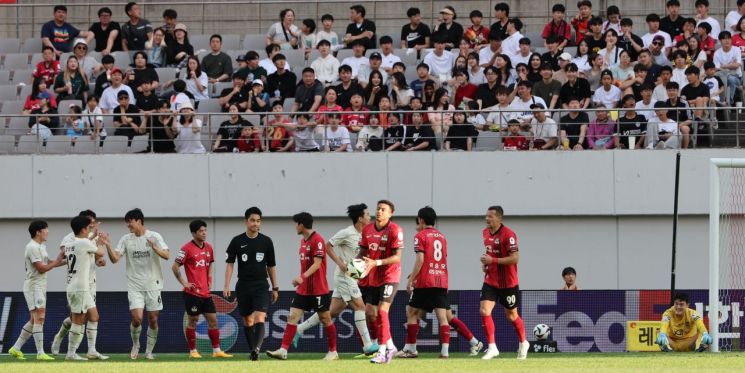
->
xmin=256 ymin=252 xmax=264 ymax=262
xmin=241 ymin=254 xmax=248 ymax=262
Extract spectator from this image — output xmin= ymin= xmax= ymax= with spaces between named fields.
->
xmin=451 ymin=55 xmax=468 ymax=79
xmin=427 ymin=88 xmax=455 ymax=134
xmin=422 ymin=81 xmax=437 ymax=107
xmin=127 ymin=51 xmax=160 ymax=94
xmin=341 ymin=92 xmax=368 ymax=132
xmin=54 ymin=55 xmax=89 ymax=102
xmin=593 ymin=70 xmax=622 ymax=108
xmin=696 ymin=23 xmax=716 ymax=63
xmin=240 ymin=52 xmax=268 ymax=85
xmin=71 ymin=39 xmax=101 ymax=81
xmin=681 ymin=66 xmax=711 ymax=146
xmin=311 ymin=40 xmax=341 ymax=86
xmin=27 ymin=92 xmax=59 ymax=131
xmin=533 ymin=64 xmax=561 ymax=110
xmin=41 ymin=5 xmax=89 ymax=56
xmin=378 ymin=36 xmax=401 ymax=74
xmin=464 ymin=10 xmax=489 ymax=50
xmin=266 ymin=54 xmax=297 ymax=100
xmin=265 ymin=101 xmax=294 ymax=152
xmin=259 ymin=44 xmax=290 ymax=76
xmin=172 ymin=56 xmax=209 ymax=107
xmin=660 ymin=0 xmax=685 ymax=38
xmin=315 ymin=86 xmax=343 ymax=125
xmin=451 ymin=69 xmax=477 ymax=108
xmin=292 ymin=68 xmax=324 ymax=114
xmin=611 ymin=50 xmax=636 ymax=92
xmin=380 ymin=114 xmax=403 ymax=150
xmin=618 ymin=18 xmax=644 ymax=62
xmin=652 ymin=66 xmax=673 ymax=102
xmin=695 ymin=0 xmax=721 ymax=39
xmin=670 ymin=50 xmax=689 ymax=89
xmin=146 ymin=28 xmax=166 ymax=68
xmin=513 ymin=37 xmax=532 ymax=68
xmin=733 ymin=16 xmax=745 ymax=53
xmin=135 ymin=74 xmax=160 ymax=129
xmin=403 ymin=112 xmax=436 ymax=151
xmin=423 ymin=36 xmax=456 ymax=82
xmin=559 ymin=97 xmax=589 ymax=150
xmin=389 ymin=72 xmax=413 ymax=109
xmin=585 ymin=53 xmax=605 ymax=91
xmin=165 ymin=23 xmax=193 ymax=67
xmin=340 ymin=40 xmax=368 ymax=79
xmin=29 ymin=121 xmax=53 ymax=143
xmin=33 ymin=46 xmax=60 ymax=87
xmin=82 ymin=95 xmax=105 ymax=141
xmin=151 ymin=100 xmax=176 ymax=153
xmin=642 ymin=14 xmax=672 ymax=52
xmin=490 ymin=3 xmax=510 ymax=41
xmin=100 ymin=68 xmax=136 ymax=113
xmin=503 ymin=119 xmax=529 ymax=150
xmin=560 ymin=63 xmax=591 ymax=109
xmin=686 ymin=36 xmax=708 ymax=69
xmin=584 ymin=17 xmax=606 ymax=54
xmin=431 ymin=6 xmax=463 ymax=51
xmin=289 ymin=114 xmax=320 ymax=152
xmin=477 ymin=31 xmax=501 ymax=69
xmin=617 ymin=94 xmax=647 ymax=149
xmin=202 ymin=35 xmax=233 ymax=84
xmin=636 ymin=82 xmax=658 ymax=121
xmin=529 ymin=103 xmax=558 ymax=150
xmin=552 ymin=53 xmax=572 ymax=84
xmin=560 ymin=267 xmax=580 ymax=290
xmin=173 ymin=102 xmax=206 ymax=154
xmin=121 ymin=2 xmax=153 ymax=51
xmin=465 ymin=51 xmax=485 ymax=85
xmin=444 ymin=110 xmax=476 ymax=151
xmin=649 ymin=35 xmax=672 ymax=66
xmin=541 ymin=35 xmax=562 ymax=71
xmin=112 ymin=90 xmax=144 ymax=141
xmin=160 ymin=9 xmax=178 ymax=45
xmin=542 ymin=4 xmax=571 ymax=50
xmin=703 ymin=61 xmax=725 ymax=103
xmin=266 ymin=9 xmax=299 ymax=50
xmin=672 ymin=18 xmax=697 ymax=46
xmin=586 ymin=108 xmax=616 ymax=149
xmin=727 ymin=1 xmax=745 ymax=32
xmin=213 ymin=104 xmax=250 ymax=152
xmin=299 ymin=18 xmax=318 ymax=54
xmin=598 ymin=30 xmax=623 ymax=68
xmin=358 ymin=52 xmax=388 ymax=87
xmin=24 ymin=77 xmax=57 ymax=114
xmin=317 ymin=14 xmax=342 ymax=52
xmin=501 ymin=18 xmax=525 ymax=62
xmin=401 ymin=7 xmax=431 ymax=50
xmin=485 ymin=86 xmax=514 ymax=131
xmin=510 ymin=80 xmax=548 ymax=125
xmin=322 ymin=113 xmax=352 ymax=152
xmin=64 ymin=105 xmax=86 ymax=140
xmin=219 ymin=71 xmax=248 ymax=112
xmin=465 ymin=100 xmax=486 ymax=128
xmin=89 ymin=7 xmax=122 ymax=54
xmin=236 ymin=126 xmax=261 ymax=153
xmin=603 ymin=5 xmax=622 ymax=34
xmin=169 ymin=79 xmax=192 ymax=112
xmin=344 ymin=5 xmax=376 ymax=50
xmin=94 ymin=54 xmax=115 ymax=98
xmin=568 ymin=39 xmax=591 ymax=73
xmin=355 ymin=114 xmax=384 ymax=151
xmin=664 ymin=82 xmax=692 ymax=142
xmin=571 ymin=0 xmax=593 ymax=45
xmin=714 ymin=31 xmax=743 ymax=105
xmin=646 ymin=101 xmax=680 ymax=149
xmin=362 ymin=70 xmax=387 ymax=108
xmin=246 ymin=79 xmax=269 ymax=113
xmin=410 ymin=63 xmax=434 ymax=98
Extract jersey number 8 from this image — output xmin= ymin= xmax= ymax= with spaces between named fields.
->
xmin=433 ymin=240 xmax=443 ymax=262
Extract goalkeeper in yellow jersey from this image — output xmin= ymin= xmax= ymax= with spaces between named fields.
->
xmin=655 ymin=293 xmax=712 ymax=352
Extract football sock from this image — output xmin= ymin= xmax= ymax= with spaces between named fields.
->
xmin=379 ymin=310 xmax=391 ymax=347
xmin=406 ymin=323 xmax=420 ymax=347
xmin=145 ymin=327 xmax=158 ymax=354
xmin=67 ymin=323 xmax=84 ymax=355
xmin=367 ymin=318 xmax=377 ymax=341
xmin=439 ymin=324 xmax=451 ymax=356
xmin=85 ymin=321 xmax=98 ymax=353
xmin=512 ymin=316 xmax=526 ymax=342
xmin=325 ymin=324 xmax=337 ymax=352
xmin=54 ymin=317 xmax=71 ymax=342
xmin=12 ymin=321 xmax=32 ymax=350
xmin=297 ymin=313 xmax=320 ymax=334
xmin=208 ymin=329 xmax=220 ymax=352
xmin=32 ymin=323 xmax=44 ymax=354
xmin=450 ymin=317 xmax=475 ymax=341
xmin=354 ymin=310 xmax=372 ymax=348
xmin=481 ymin=315 xmax=495 ymax=344
xmin=253 ymin=322 xmax=266 ymax=351
xmin=186 ymin=327 xmax=197 ymax=351
xmin=281 ymin=324 xmax=297 ymax=351
xmin=130 ymin=324 xmax=142 ymax=347
xmin=244 ymin=325 xmax=255 ymax=350
xmin=387 ymin=338 xmax=395 ymax=349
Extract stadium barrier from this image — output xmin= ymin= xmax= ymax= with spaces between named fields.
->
xmin=1 ymin=289 xmax=741 ymax=354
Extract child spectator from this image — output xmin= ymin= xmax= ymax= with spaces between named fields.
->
xmin=33 ymin=46 xmax=60 ymax=87
xmin=695 ymin=0 xmax=721 ymax=39
xmin=65 ymin=105 xmax=86 ymax=139
xmin=317 ymin=14 xmax=342 ymax=52
xmin=464 ymin=10 xmax=490 ymax=50
xmin=702 ymin=61 xmax=724 ymax=103
xmin=356 ymin=115 xmax=384 ymax=151
xmin=697 ymin=22 xmax=716 ymax=62
xmin=236 ymin=126 xmax=261 ymax=153
xmin=586 ymin=108 xmax=617 ymax=149
xmin=169 ymin=79 xmax=192 ymax=112
xmin=83 ymin=95 xmax=105 ymax=141
xmin=299 ymin=19 xmax=318 ymax=56
xmin=266 ymin=101 xmax=294 ymax=152
xmin=543 ymin=4 xmax=571 ymax=49
xmin=571 ymin=0 xmax=593 ymax=45
xmin=502 ymin=119 xmax=529 ymax=150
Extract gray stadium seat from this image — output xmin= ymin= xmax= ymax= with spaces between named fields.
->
xmin=211 ymin=82 xmax=232 ymax=98
xmin=244 ymin=114 xmax=261 ymax=127
xmin=111 ymin=51 xmax=131 ymax=71
xmin=474 ymin=131 xmax=502 ymax=151
xmin=196 ymin=98 xmax=222 ymax=114
xmin=73 ymin=137 xmax=97 ymax=154
xmin=336 ymin=49 xmax=355 ymax=61
xmin=44 ymin=135 xmax=72 ymax=154
xmin=21 ymin=38 xmax=42 ymax=53
xmin=6 ymin=116 xmax=28 ymax=136
xmin=1 ymin=100 xmax=24 ymax=114
xmin=242 ymin=34 xmax=265 ymax=51
xmin=404 ymin=67 xmax=418 ymax=83
xmin=0 ymin=85 xmax=18 ymax=101
xmin=0 ymin=70 xmax=10 ymax=85
xmin=394 ymin=49 xmax=417 ymax=66
xmin=222 ymin=35 xmax=241 ymax=51
xmin=227 ymin=50 xmax=246 ymax=69
xmin=101 ymin=135 xmax=128 ymax=153
xmin=0 ymin=38 xmax=20 ymax=54
xmin=208 ymin=114 xmax=231 ymax=134
xmin=15 ymin=135 xmax=39 ymax=153
xmin=129 ymin=134 xmax=150 ymax=153
xmin=30 ymin=53 xmax=42 ymax=65
xmin=282 ymin=97 xmax=294 ymax=113
xmin=191 ymin=35 xmax=211 ymax=51
xmin=19 ymin=83 xmax=32 ymax=99
xmin=12 ymin=69 xmax=32 ymax=84
xmin=155 ymin=67 xmax=180 ymax=81
xmin=0 ymin=135 xmax=15 ymax=154
xmin=527 ymin=32 xmax=544 ymax=47
xmin=58 ymin=100 xmax=83 ymax=115
xmin=284 ymin=49 xmax=305 ymax=69
xmin=4 ymin=53 xmax=29 ymax=70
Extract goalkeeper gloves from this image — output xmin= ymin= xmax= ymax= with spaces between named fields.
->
xmin=701 ymin=332 xmax=713 ymax=345
xmin=655 ymin=332 xmax=669 ymax=346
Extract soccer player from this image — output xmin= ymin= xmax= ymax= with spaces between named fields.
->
xmin=51 ymin=210 xmax=109 ymax=359
xmin=172 ymin=220 xmax=233 ymax=359
xmin=224 ymin=207 xmax=279 ymax=361
xmin=359 ymin=200 xmax=403 ymax=364
xmin=655 ymin=293 xmax=712 ymax=352
xmin=267 ymin=212 xmax=337 ymax=360
xmin=63 ymin=215 xmax=106 ymax=360
xmin=479 ymin=205 xmax=529 ymax=360
xmin=292 ymin=203 xmax=378 ymax=354
xmin=107 ymin=208 xmax=169 ymax=360
xmin=8 ymin=220 xmax=65 ymax=361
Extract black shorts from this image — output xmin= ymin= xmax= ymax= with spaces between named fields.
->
xmin=291 ymin=293 xmax=331 ymax=312
xmin=236 ymin=281 xmax=270 ymax=316
xmin=184 ymin=292 xmax=217 ymax=316
xmin=480 ymin=284 xmax=520 ymax=309
xmin=408 ymin=288 xmax=450 ymax=312
xmin=361 ymin=283 xmax=399 ymax=305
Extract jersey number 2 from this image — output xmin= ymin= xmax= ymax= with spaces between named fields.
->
xmin=67 ymin=254 xmax=77 ymax=274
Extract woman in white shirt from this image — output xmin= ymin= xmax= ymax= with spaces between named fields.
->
xmin=180 ymin=56 xmax=209 ymax=105
xmin=687 ymin=36 xmax=708 ymax=69
xmin=598 ymin=29 xmax=623 ymax=68
xmin=467 ymin=51 xmax=485 ymax=85
xmin=572 ymin=39 xmax=592 ymax=73
xmin=266 ymin=9 xmax=299 ymax=50
xmin=389 ymin=72 xmax=414 ymax=109
xmin=173 ymin=102 xmax=206 ymax=154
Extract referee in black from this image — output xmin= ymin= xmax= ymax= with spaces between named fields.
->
xmin=223 ymin=206 xmax=278 ymax=361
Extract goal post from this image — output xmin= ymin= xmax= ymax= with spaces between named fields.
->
xmin=709 ymin=158 xmax=745 ymax=352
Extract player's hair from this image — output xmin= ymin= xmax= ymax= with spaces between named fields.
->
xmin=189 ymin=219 xmax=207 ymax=233
xmin=78 ymin=209 xmax=97 ymax=219
xmin=71 ymin=215 xmax=92 ymax=235
xmin=124 ymin=208 xmax=145 ymax=224
xmin=377 ymin=199 xmax=395 ymax=212
xmin=562 ymin=266 xmax=577 ymax=276
xmin=245 ymin=206 xmax=262 ymax=219
xmin=674 ymin=292 xmax=690 ymax=304
xmin=347 ymin=203 xmax=368 ymax=224
xmin=293 ymin=212 xmax=314 ymax=229
xmin=488 ymin=205 xmax=505 ymax=217
xmin=28 ymin=220 xmax=48 ymax=238
xmin=417 ymin=206 xmax=437 ymax=226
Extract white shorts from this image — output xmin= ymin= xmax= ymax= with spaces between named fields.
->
xmin=332 ymin=275 xmax=363 ymax=302
xmin=128 ymin=290 xmax=163 ymax=311
xmin=67 ymin=291 xmax=96 ymax=314
xmin=24 ymin=288 xmax=46 ymax=311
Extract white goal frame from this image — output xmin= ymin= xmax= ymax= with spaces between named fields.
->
xmin=709 ymin=158 xmax=745 ymax=352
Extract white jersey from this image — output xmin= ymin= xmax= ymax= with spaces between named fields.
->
xmin=24 ymin=240 xmax=49 ymax=291
xmin=115 ymin=230 xmax=168 ymax=291
xmin=328 ymin=225 xmax=362 ymax=278
xmin=65 ymin=238 xmax=98 ymax=292
xmin=61 ymin=232 xmax=98 ymax=290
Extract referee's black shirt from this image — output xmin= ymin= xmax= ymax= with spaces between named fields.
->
xmin=226 ymin=232 xmax=276 ymax=283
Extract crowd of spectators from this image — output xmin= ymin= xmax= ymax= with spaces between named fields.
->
xmin=15 ymin=1 xmax=745 ymax=153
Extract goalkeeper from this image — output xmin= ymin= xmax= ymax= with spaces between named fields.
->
xmin=655 ymin=293 xmax=712 ymax=352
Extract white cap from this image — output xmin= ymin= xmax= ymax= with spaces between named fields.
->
xmin=559 ymin=52 xmax=572 ymax=61
xmin=179 ymin=102 xmax=195 ymax=111
xmin=252 ymin=79 xmax=264 ymax=86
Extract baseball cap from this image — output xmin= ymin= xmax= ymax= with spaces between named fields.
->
xmin=110 ymin=67 xmax=123 ymax=75
xmin=559 ymin=52 xmax=572 ymax=61
xmin=652 ymin=35 xmax=665 ymax=44
xmin=369 ymin=52 xmax=382 ymax=60
xmin=236 ymin=54 xmax=246 ymax=62
xmin=38 ymin=92 xmax=51 ymax=100
xmin=440 ymin=7 xmax=454 ymax=16
xmin=73 ymin=38 xmax=87 ymax=48
xmin=252 ymin=79 xmax=263 ymax=86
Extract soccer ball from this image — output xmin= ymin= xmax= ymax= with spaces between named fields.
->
xmin=533 ymin=324 xmax=550 ymax=340
xmin=346 ymin=258 xmax=368 ymax=280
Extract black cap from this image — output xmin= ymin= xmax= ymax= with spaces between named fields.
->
xmin=369 ymin=52 xmax=382 ymax=60
xmin=530 ymin=103 xmax=545 ymax=110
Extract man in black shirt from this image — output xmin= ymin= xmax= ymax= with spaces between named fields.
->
xmin=334 ymin=64 xmax=363 ymax=109
xmin=219 ymin=71 xmax=248 ymax=112
xmin=89 ymin=7 xmax=122 ymax=54
xmin=431 ymin=6 xmax=463 ymax=50
xmin=618 ymin=18 xmax=645 ymax=62
xmin=660 ymin=0 xmax=685 ymax=38
xmin=266 ymin=54 xmax=297 ymax=100
xmin=476 ymin=66 xmax=500 ymax=109
xmin=490 ymin=3 xmax=510 ymax=41
xmin=617 ymin=94 xmax=647 ymax=149
xmin=224 ymin=207 xmax=278 ymax=361
xmin=584 ymin=17 xmax=606 ymax=54
xmin=680 ymin=65 xmax=711 ymax=147
xmin=664 ymin=82 xmax=692 ymax=148
xmin=344 ymin=5 xmax=376 ymax=50
xmin=403 ymin=112 xmax=436 ymax=150
xmin=559 ymin=97 xmax=589 ymax=149
xmin=559 ymin=63 xmax=591 ymax=108
xmin=400 ymin=7 xmax=430 ymax=50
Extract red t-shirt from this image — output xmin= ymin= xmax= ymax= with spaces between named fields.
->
xmin=701 ymin=36 xmax=716 ymax=62
xmin=175 ymin=241 xmax=214 ymax=298
xmin=454 ymin=83 xmax=477 ymax=108
xmin=571 ymin=17 xmax=591 ymax=44
xmin=359 ymin=221 xmax=404 ymax=287
xmin=413 ymin=227 xmax=448 ymax=289
xmin=342 ymin=107 xmax=369 ymax=128
xmin=32 ymin=60 xmax=60 ymax=87
xmin=465 ymin=25 xmax=490 ymax=48
xmin=237 ymin=134 xmax=261 ymax=152
xmin=482 ymin=225 xmax=519 ymax=288
xmin=542 ymin=20 xmax=571 ymax=43
xmin=503 ymin=135 xmax=529 ymax=150
xmin=297 ymin=231 xmax=328 ymax=296
xmin=733 ymin=34 xmax=745 ymax=54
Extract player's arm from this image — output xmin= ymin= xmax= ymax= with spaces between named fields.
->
xmin=32 ymin=250 xmax=65 ymax=273
xmin=496 ymin=251 xmax=519 ymax=265
xmin=107 ymin=236 xmax=124 ymax=263
xmin=325 ymin=241 xmax=347 ymax=270
xmin=171 ymin=261 xmax=193 ymax=289
xmin=267 ymin=266 xmax=279 ymax=303
xmin=406 ymin=252 xmax=425 ymax=293
xmin=223 ymin=262 xmax=234 ymax=297
xmin=147 ymin=237 xmax=170 ymax=260
xmin=293 ymin=257 xmax=323 ymax=287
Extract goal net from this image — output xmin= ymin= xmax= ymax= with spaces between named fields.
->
xmin=709 ymin=158 xmax=745 ymax=352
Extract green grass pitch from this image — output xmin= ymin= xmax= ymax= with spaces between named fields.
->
xmin=2 ymin=352 xmax=744 ymax=372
